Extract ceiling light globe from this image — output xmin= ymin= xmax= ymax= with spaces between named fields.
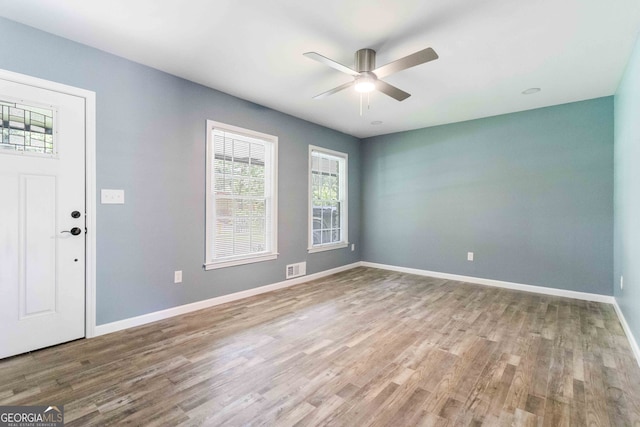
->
xmin=355 ymin=79 xmax=375 ymax=93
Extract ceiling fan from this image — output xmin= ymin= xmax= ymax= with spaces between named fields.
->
xmin=303 ymin=47 xmax=439 ymax=101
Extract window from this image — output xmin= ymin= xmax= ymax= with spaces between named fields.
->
xmin=309 ymin=146 xmax=348 ymax=252
xmin=0 ymin=99 xmax=55 ymax=156
xmin=205 ymin=121 xmax=278 ymax=269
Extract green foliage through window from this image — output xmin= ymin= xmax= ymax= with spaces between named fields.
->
xmin=310 ymin=149 xmax=347 ymax=247
xmin=212 ymin=129 xmax=271 ymax=259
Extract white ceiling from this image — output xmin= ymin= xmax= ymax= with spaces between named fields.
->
xmin=1 ymin=0 xmax=639 ymax=138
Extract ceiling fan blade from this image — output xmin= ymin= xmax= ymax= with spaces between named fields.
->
xmin=304 ymin=52 xmax=360 ymax=76
xmin=312 ymin=81 xmax=354 ymax=99
xmin=373 ymin=48 xmax=439 ymax=79
xmin=375 ymin=80 xmax=411 ymax=101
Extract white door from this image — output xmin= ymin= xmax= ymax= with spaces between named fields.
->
xmin=0 ymin=78 xmax=86 ymax=359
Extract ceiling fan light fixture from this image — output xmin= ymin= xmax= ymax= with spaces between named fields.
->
xmin=304 ymin=47 xmax=438 ymax=101
xmin=354 ymin=78 xmax=375 ymax=93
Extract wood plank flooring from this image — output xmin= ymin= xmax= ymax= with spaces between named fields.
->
xmin=1 ymin=267 xmax=639 ymax=426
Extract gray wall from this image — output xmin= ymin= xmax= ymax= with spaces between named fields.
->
xmin=361 ymin=98 xmax=614 ymax=295
xmin=0 ymin=18 xmax=361 ymax=325
xmin=0 ymin=16 xmax=621 ymax=329
xmin=614 ymin=32 xmax=640 ymax=342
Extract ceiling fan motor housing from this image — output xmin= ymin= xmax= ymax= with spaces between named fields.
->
xmin=355 ymin=49 xmax=376 ymax=72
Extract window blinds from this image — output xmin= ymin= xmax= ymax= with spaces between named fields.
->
xmin=212 ymin=129 xmax=271 ymax=260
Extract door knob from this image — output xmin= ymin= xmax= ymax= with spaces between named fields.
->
xmin=61 ymin=227 xmax=83 ymax=236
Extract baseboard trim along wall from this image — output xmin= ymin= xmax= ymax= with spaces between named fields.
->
xmin=613 ymin=301 xmax=640 ymax=367
xmin=94 ymin=260 xmax=639 ymax=367
xmin=362 ymin=261 xmax=640 ymax=366
xmin=94 ymin=262 xmax=361 ymax=336
xmin=361 ymin=261 xmax=615 ymax=304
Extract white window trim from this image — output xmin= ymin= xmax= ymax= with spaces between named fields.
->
xmin=204 ymin=120 xmax=278 ymax=270
xmin=308 ymin=145 xmax=348 ymax=253
xmin=308 ymin=242 xmax=349 ymax=254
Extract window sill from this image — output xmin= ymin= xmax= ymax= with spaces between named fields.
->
xmin=307 ymin=242 xmax=349 ymax=254
xmin=204 ymin=253 xmax=278 ymax=270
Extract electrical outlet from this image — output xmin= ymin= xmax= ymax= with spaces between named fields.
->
xmin=351 ymin=244 xmax=355 ymax=251
xmin=467 ymin=252 xmax=474 ymax=261
xmin=620 ymin=275 xmax=624 ymax=290
xmin=174 ymin=270 xmax=183 ymax=284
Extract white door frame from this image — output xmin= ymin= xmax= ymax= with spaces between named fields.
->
xmin=0 ymin=68 xmax=98 ymax=338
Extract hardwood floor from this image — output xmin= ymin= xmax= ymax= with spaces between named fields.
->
xmin=1 ymin=267 xmax=639 ymax=426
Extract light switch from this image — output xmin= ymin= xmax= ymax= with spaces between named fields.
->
xmin=101 ymin=189 xmax=125 ymax=204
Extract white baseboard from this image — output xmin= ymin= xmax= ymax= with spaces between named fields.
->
xmin=360 ymin=261 xmax=640 ymax=366
xmin=363 ymin=262 xmax=640 ymax=366
xmin=94 ymin=262 xmax=362 ymax=336
xmin=613 ymin=301 xmax=640 ymax=367
xmin=360 ymin=262 xmax=615 ymax=304
xmin=94 ymin=260 xmax=640 ymax=367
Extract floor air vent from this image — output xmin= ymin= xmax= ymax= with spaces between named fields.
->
xmin=286 ymin=262 xmax=306 ymax=279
